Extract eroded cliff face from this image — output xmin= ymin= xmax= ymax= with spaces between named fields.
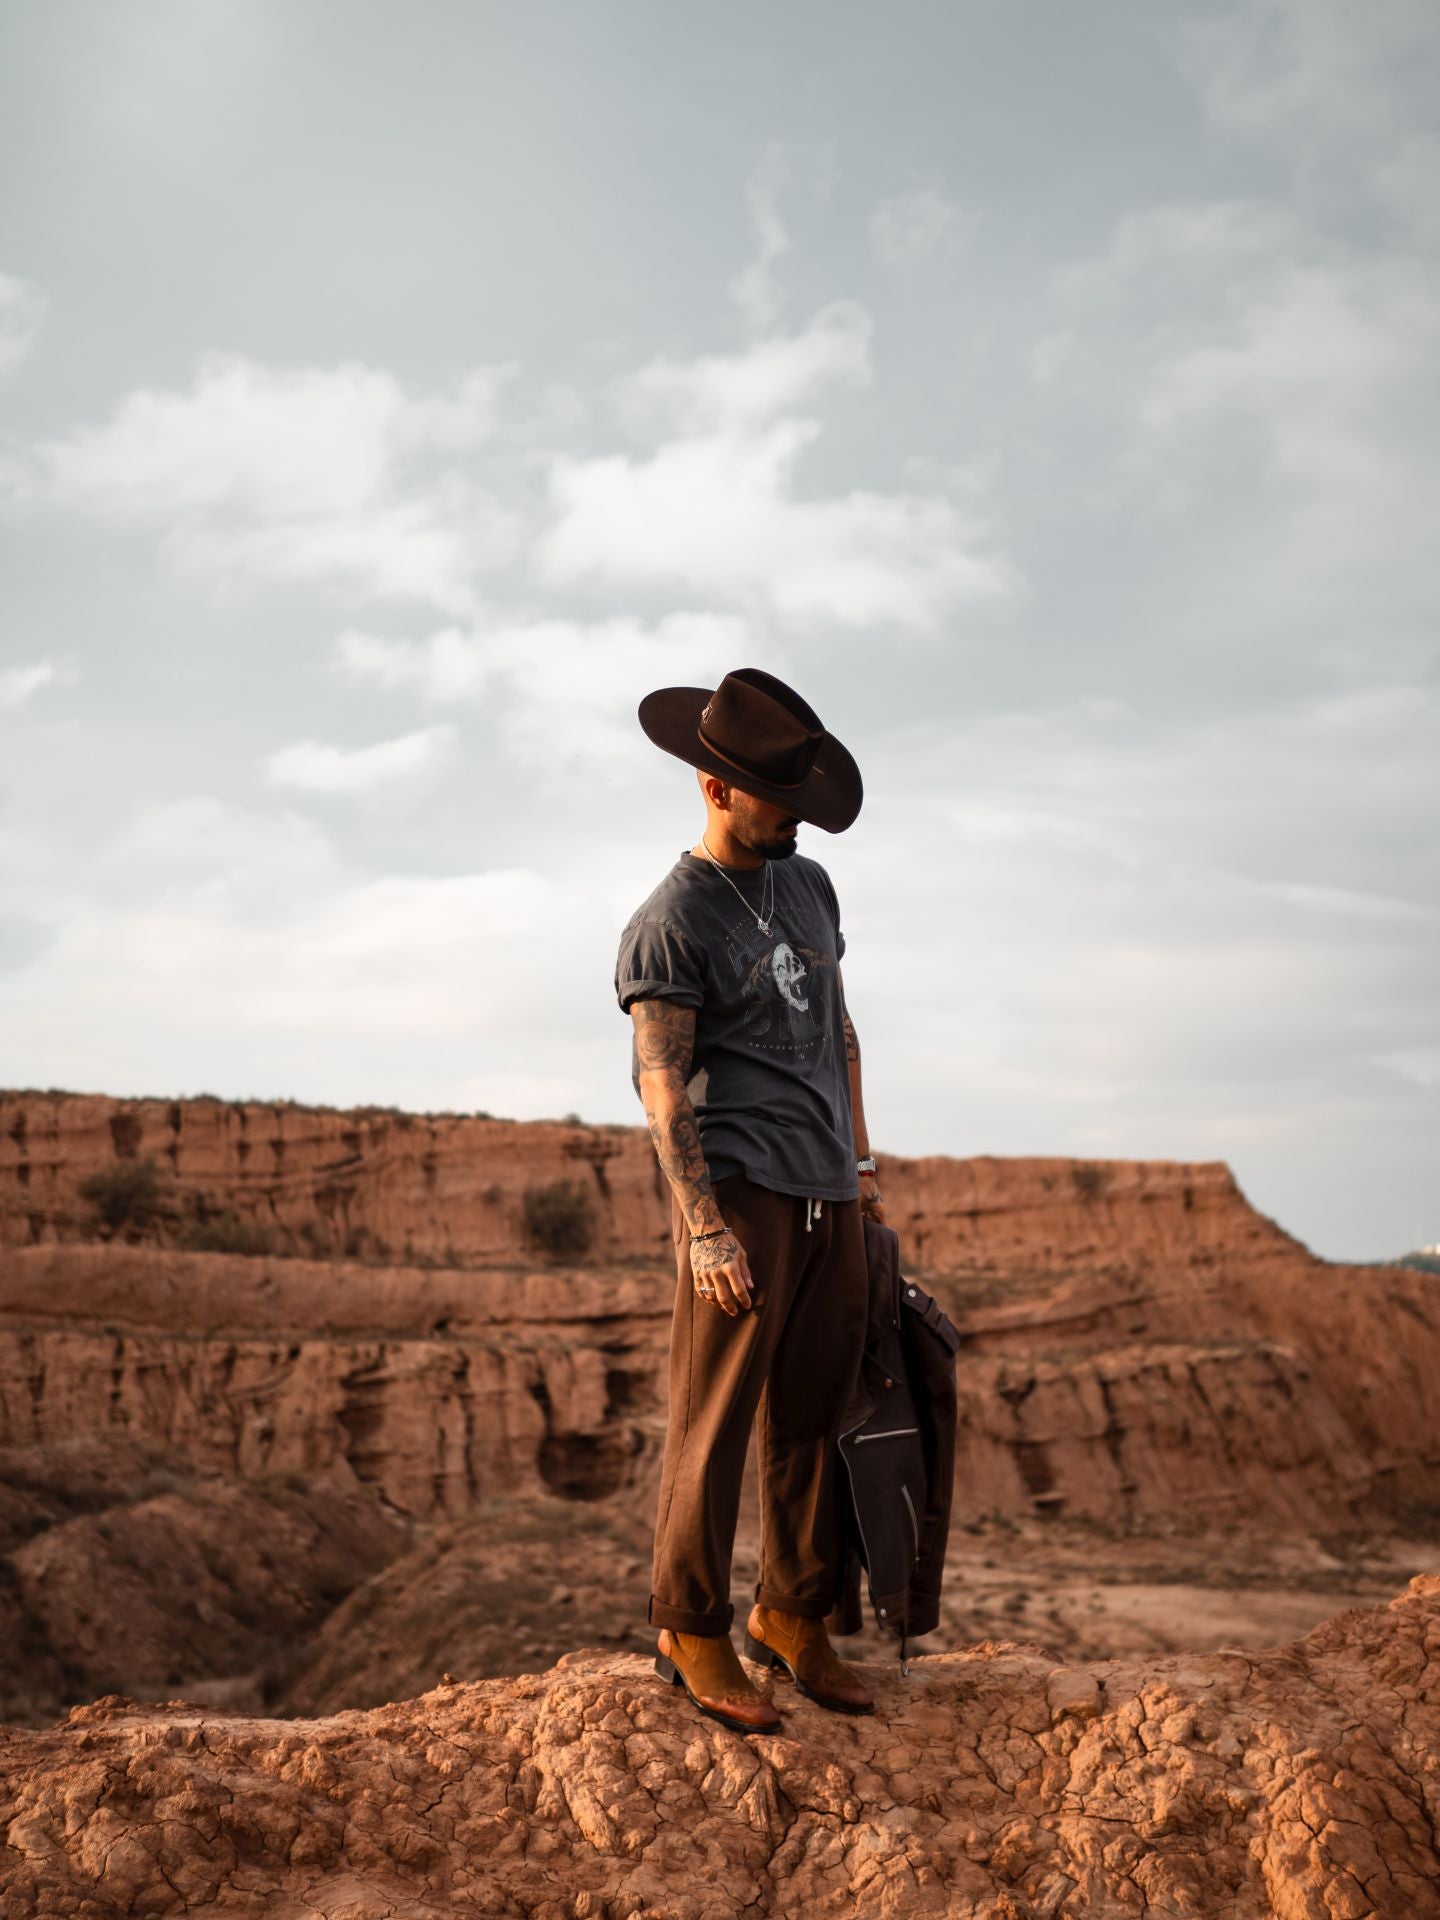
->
xmin=0 ymin=1249 xmax=670 ymax=1515
xmin=3 ymin=1088 xmax=1437 ymax=1537
xmin=0 ymin=1092 xmax=667 ymax=1264
xmin=3 ymin=1089 xmax=1439 ymax=1735
xmin=3 ymin=1574 xmax=1439 ymax=1920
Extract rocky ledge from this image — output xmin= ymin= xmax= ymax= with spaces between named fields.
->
xmin=3 ymin=1576 xmax=1438 ymax=1920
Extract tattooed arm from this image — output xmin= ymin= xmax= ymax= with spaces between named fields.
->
xmin=839 ymin=970 xmax=885 ymax=1224
xmin=630 ymin=999 xmax=753 ymax=1315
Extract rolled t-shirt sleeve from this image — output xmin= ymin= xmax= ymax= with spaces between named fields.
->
xmin=615 ymin=915 xmax=707 ymax=1014
xmin=817 ymin=864 xmax=846 ymax=961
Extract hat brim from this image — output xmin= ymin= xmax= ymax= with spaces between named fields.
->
xmin=638 ymin=686 xmax=863 ymax=833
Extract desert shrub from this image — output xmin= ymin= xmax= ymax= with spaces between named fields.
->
xmin=1071 ymin=1162 xmax=1107 ymax=1200
xmin=522 ymin=1178 xmax=596 ymax=1257
xmin=178 ymin=1211 xmax=274 ymax=1256
xmin=78 ymin=1155 xmax=163 ymax=1232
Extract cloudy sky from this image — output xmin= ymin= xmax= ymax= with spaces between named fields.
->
xmin=2 ymin=0 xmax=1436 ymax=1261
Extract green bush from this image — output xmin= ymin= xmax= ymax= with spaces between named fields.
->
xmin=178 ymin=1211 xmax=274 ymax=1256
xmin=522 ymin=1178 xmax=596 ymax=1257
xmin=78 ymin=1155 xmax=163 ymax=1232
xmin=1071 ymin=1162 xmax=1107 ymax=1200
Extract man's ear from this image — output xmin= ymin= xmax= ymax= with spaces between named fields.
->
xmin=699 ymin=770 xmax=731 ymax=810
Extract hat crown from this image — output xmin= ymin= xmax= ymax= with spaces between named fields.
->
xmin=699 ymin=668 xmax=825 ymax=790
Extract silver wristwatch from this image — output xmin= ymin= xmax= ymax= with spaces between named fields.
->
xmin=855 ymin=1155 xmax=877 ymax=1175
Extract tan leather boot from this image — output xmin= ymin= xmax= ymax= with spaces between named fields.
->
xmin=743 ymin=1605 xmax=876 ymax=1715
xmin=655 ymin=1628 xmax=782 ymax=1734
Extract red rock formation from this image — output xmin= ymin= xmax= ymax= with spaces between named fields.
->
xmin=6 ymin=1088 xmax=1439 ymax=1537
xmin=0 ymin=1246 xmax=671 ymax=1515
xmin=4 ymin=1089 xmax=1439 ymax=1737
xmin=2 ymin=1575 xmax=1438 ymax=1920
xmin=0 ymin=1091 xmax=666 ymax=1263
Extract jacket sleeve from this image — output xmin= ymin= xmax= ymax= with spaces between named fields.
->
xmin=899 ymin=1277 xmax=962 ymax=1637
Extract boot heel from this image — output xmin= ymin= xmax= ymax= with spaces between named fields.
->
xmin=654 ymin=1654 xmax=681 ymax=1685
xmin=743 ymin=1633 xmax=777 ymax=1667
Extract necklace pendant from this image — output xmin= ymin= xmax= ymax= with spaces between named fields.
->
xmin=757 ymin=919 xmax=771 ymax=936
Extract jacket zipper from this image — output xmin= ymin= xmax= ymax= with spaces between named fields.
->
xmin=901 ymin=1482 xmax=920 ymax=1557
xmin=836 ymin=1434 xmax=879 ymax=1611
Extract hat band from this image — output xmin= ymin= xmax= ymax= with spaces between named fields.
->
xmin=697 ymin=723 xmax=814 ymax=790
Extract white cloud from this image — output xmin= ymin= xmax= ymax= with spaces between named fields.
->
xmin=539 ymin=306 xmax=1012 ymax=629
xmin=262 ymin=724 xmax=457 ymax=795
xmin=1375 ymin=1046 xmax=1440 ymax=1088
xmin=0 ymin=659 xmax=73 ymax=708
xmin=1181 ymin=0 xmax=1435 ymax=141
xmin=868 ymin=185 xmax=961 ymax=269
xmin=0 ymin=273 xmax=46 ymax=378
xmin=625 ymin=300 xmax=871 ymax=430
xmin=330 ymin=610 xmax=755 ymax=776
xmin=332 ymin=626 xmax=492 ymax=703
xmin=1032 ymin=194 xmax=1440 ymax=598
xmin=731 ymin=163 xmax=789 ymax=334
xmin=1178 ymin=0 xmax=1440 ymax=244
xmin=489 ymin=612 xmax=756 ymax=773
xmin=0 ymin=798 xmax=632 ymax=1122
xmin=831 ymin=684 xmax=1440 ymax=1214
xmin=542 ymin=429 xmax=1008 ymax=630
xmin=728 ymin=144 xmax=835 ymax=334
xmin=27 ymin=356 xmax=517 ymax=613
xmin=1055 ymin=199 xmax=1289 ymax=307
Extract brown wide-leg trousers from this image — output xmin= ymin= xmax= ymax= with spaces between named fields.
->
xmin=648 ymin=1171 xmax=869 ymax=1636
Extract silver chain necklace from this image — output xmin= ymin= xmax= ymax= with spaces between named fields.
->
xmin=699 ymin=837 xmax=774 ymax=936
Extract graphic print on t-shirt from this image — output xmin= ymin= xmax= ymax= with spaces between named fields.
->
xmin=614 ymin=849 xmax=855 ymax=1199
xmin=721 ymin=913 xmax=835 ymax=1052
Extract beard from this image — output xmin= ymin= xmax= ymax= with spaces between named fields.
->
xmin=751 ymin=823 xmax=801 ymax=860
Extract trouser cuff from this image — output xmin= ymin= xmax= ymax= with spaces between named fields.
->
xmin=648 ymin=1595 xmax=734 ymax=1635
xmin=754 ymin=1583 xmax=832 ymax=1619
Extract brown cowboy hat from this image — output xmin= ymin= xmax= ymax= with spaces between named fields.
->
xmin=638 ymin=667 xmax=862 ymax=833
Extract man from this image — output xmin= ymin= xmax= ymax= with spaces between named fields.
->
xmin=614 ymin=667 xmax=884 ymax=1734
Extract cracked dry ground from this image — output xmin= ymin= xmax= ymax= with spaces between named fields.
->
xmin=3 ymin=1576 xmax=1439 ymax=1920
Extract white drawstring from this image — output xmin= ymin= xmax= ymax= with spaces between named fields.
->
xmin=804 ymin=1197 xmax=824 ymax=1233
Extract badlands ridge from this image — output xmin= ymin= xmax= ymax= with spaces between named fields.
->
xmin=1 ymin=1090 xmax=1438 ymax=1917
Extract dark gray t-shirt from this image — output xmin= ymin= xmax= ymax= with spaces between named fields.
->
xmin=615 ymin=851 xmax=857 ymax=1202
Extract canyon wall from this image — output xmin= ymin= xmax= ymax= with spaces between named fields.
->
xmin=2 ymin=1090 xmax=1438 ymax=1538
xmin=0 ymin=1091 xmax=668 ymax=1264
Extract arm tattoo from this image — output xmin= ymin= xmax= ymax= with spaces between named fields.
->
xmin=843 ymin=1012 xmax=860 ymax=1064
xmin=630 ymin=1000 xmax=718 ymax=1233
xmin=631 ymin=998 xmax=696 ymax=1077
xmin=644 ymin=1106 xmax=715 ymax=1230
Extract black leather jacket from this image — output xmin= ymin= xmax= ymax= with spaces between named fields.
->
xmin=827 ymin=1217 xmax=961 ymax=1645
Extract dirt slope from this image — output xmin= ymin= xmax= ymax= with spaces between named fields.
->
xmin=2 ymin=1574 xmax=1438 ymax=1920
xmin=0 ymin=1441 xmax=406 ymax=1725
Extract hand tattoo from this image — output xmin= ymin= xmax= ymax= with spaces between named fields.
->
xmin=690 ymin=1231 xmax=739 ymax=1275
